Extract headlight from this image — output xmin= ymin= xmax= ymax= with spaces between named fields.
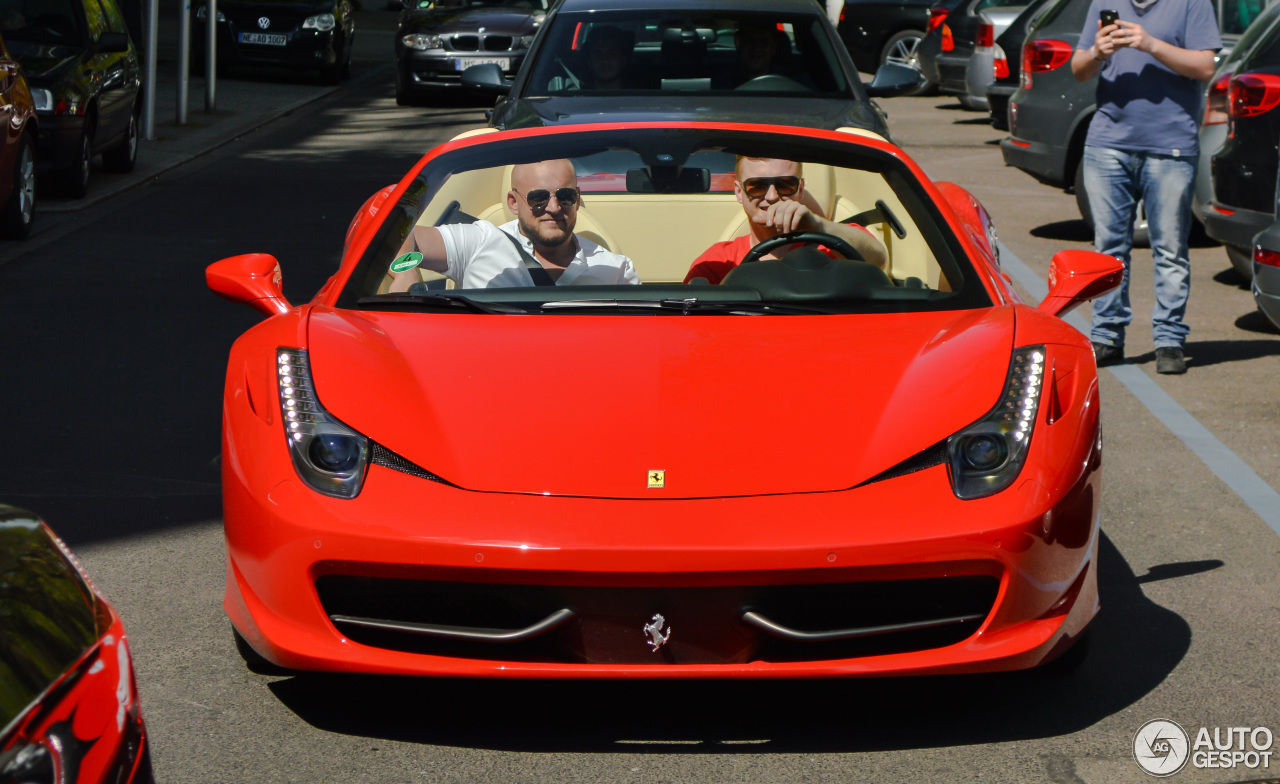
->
xmin=29 ymin=88 xmax=52 ymax=112
xmin=518 ymin=34 xmax=535 ymax=48
xmin=402 ymin=33 xmax=445 ymax=50
xmin=946 ymin=345 xmax=1046 ymax=499
xmin=277 ymin=348 xmax=369 ymax=499
xmin=303 ymin=13 xmax=335 ymax=31
xmin=195 ymin=5 xmax=226 ymax=21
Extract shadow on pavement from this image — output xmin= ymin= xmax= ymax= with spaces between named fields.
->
xmin=1124 ymin=338 xmax=1280 ymax=370
xmin=267 ymin=532 xmax=1191 ymax=753
xmin=1030 ymin=220 xmax=1093 ymax=243
xmin=1235 ymin=309 xmax=1280 ymax=335
xmin=1215 ymin=267 xmax=1251 ymax=290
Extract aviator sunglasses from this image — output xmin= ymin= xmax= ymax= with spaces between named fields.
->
xmin=511 ymin=187 xmax=580 ymax=213
xmin=740 ymin=176 xmax=801 ymax=199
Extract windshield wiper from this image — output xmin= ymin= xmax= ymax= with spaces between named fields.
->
xmin=539 ymin=298 xmax=830 ymax=315
xmin=356 ymin=293 xmax=525 ymax=314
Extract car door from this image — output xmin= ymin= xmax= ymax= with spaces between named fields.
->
xmin=0 ymin=36 xmax=19 ymax=205
xmin=81 ymin=0 xmax=130 ymax=148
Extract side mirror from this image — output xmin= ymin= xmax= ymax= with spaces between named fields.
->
xmin=1038 ymin=250 xmax=1124 ymax=318
xmin=461 ymin=63 xmax=510 ymax=95
xmin=94 ymin=31 xmax=130 ymax=54
xmin=864 ymin=63 xmax=924 ymax=98
xmin=207 ymin=253 xmax=291 ymax=317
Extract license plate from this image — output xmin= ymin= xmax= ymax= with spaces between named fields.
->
xmin=238 ymin=32 xmax=287 ymax=46
xmin=456 ymin=57 xmax=507 ymax=71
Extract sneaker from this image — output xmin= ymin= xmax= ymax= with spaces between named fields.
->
xmin=1155 ymin=347 xmax=1187 ymax=375
xmin=1092 ymin=342 xmax=1124 ymax=366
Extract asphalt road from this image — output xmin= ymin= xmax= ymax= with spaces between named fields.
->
xmin=1 ymin=56 xmax=1278 ymax=783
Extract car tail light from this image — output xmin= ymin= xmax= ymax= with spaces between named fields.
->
xmin=941 ymin=23 xmax=954 ymax=51
xmin=994 ymin=45 xmax=1009 ymax=79
xmin=1020 ymin=38 xmax=1072 ymax=88
xmin=1257 ymin=245 xmax=1280 ymax=268
xmin=1228 ymin=72 xmax=1280 ymax=118
xmin=1203 ymin=72 xmax=1231 ymax=125
xmin=927 ymin=7 xmax=949 ymax=33
xmin=947 ymin=346 xmax=1047 ymax=500
xmin=976 ymin=22 xmax=993 ymax=49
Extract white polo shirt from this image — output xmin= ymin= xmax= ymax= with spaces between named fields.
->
xmin=434 ymin=220 xmax=639 ymax=288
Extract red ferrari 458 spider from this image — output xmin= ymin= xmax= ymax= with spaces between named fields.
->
xmin=207 ymin=122 xmax=1122 ymax=678
xmin=0 ymin=506 xmax=153 ymax=783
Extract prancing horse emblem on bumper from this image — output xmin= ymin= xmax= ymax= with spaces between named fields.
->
xmin=644 ymin=613 xmax=671 ymax=652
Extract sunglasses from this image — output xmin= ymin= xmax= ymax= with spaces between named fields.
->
xmin=741 ymin=176 xmax=801 ymax=199
xmin=511 ymin=187 xmax=580 ymax=213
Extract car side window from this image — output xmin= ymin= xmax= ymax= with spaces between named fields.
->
xmin=95 ymin=0 xmax=127 ymax=35
xmin=81 ymin=0 xmax=106 ymax=42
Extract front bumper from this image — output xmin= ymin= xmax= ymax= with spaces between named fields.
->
xmin=396 ymin=49 xmax=522 ymax=92
xmin=196 ymin=22 xmax=339 ymax=69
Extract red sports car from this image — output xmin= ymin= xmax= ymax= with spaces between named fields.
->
xmin=207 ymin=122 xmax=1122 ymax=678
xmin=0 ymin=506 xmax=153 ymax=783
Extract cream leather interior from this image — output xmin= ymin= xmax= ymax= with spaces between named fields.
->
xmin=385 ymin=162 xmax=945 ymax=289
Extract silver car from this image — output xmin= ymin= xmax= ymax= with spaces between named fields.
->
xmin=963 ymin=5 xmax=1025 ymax=110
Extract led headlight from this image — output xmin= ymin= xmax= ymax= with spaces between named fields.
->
xmin=402 ymin=33 xmax=445 ymax=50
xmin=303 ymin=13 xmax=335 ymax=31
xmin=946 ymin=345 xmax=1046 ymax=500
xmin=195 ymin=5 xmax=226 ymax=21
xmin=29 ymin=88 xmax=53 ymax=112
xmin=277 ymin=348 xmax=369 ymax=498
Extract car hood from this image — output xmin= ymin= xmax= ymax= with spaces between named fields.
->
xmin=494 ymin=95 xmax=887 ymax=137
xmin=307 ymin=306 xmax=1015 ymax=498
xmin=4 ymin=41 xmax=82 ymax=83
xmin=402 ymin=6 xmax=538 ymax=33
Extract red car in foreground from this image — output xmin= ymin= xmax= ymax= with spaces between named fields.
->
xmin=207 ymin=122 xmax=1121 ymax=678
xmin=0 ymin=506 xmax=152 ymax=783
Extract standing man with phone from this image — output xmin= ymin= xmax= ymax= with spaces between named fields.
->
xmin=1071 ymin=0 xmax=1220 ymax=374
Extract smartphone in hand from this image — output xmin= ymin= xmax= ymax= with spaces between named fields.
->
xmin=1100 ymin=9 xmax=1119 ymax=26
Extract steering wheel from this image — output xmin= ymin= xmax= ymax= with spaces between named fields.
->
xmin=741 ymin=231 xmax=865 ymax=266
xmin=735 ymin=74 xmax=810 ymax=92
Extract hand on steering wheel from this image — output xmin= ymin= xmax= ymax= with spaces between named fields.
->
xmin=741 ymin=231 xmax=866 ymax=266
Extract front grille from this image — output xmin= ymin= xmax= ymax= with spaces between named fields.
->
xmin=316 ymin=574 xmax=999 ymax=665
xmin=450 ymin=34 xmax=513 ymax=52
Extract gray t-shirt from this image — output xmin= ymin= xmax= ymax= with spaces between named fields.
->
xmin=1080 ymin=0 xmax=1222 ymax=156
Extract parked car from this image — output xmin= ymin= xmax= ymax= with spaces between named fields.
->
xmin=193 ymin=0 xmax=356 ymax=84
xmin=206 ymin=119 xmax=1121 ymax=678
xmin=836 ymin=0 xmax=941 ymax=93
xmin=961 ymin=4 xmax=1026 ymax=111
xmin=466 ymin=0 xmax=920 ymax=139
xmin=917 ymin=0 xmax=1025 ymax=108
xmin=1001 ymin=0 xmax=1247 ymax=240
xmin=0 ymin=505 xmax=154 ymax=783
xmin=984 ymin=0 xmax=1054 ymax=130
xmin=1200 ymin=5 xmax=1280 ymax=280
xmin=0 ymin=31 xmax=37 ymax=238
xmin=0 ymin=0 xmax=141 ymax=198
xmin=393 ymin=0 xmax=547 ymax=105
xmin=1250 ymin=175 xmax=1280 ymax=328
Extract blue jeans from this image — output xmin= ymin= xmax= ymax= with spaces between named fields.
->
xmin=1082 ymin=145 xmax=1196 ymax=349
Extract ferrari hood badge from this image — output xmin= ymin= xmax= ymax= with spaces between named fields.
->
xmin=647 ymin=470 xmax=665 ymax=489
xmin=644 ymin=614 xmax=671 ymax=652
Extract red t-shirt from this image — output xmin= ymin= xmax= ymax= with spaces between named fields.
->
xmin=683 ymin=227 xmax=874 ymax=285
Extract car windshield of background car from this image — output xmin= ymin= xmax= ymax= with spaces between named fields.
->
xmin=422 ymin=0 xmax=548 ymax=8
xmin=0 ymin=0 xmax=84 ymax=46
xmin=526 ymin=11 xmax=851 ymax=96
xmin=337 ymin=133 xmax=983 ymax=313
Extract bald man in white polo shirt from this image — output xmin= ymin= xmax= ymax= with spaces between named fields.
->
xmin=388 ymin=159 xmax=638 ymax=290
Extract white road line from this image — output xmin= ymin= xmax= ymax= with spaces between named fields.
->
xmin=998 ymin=240 xmax=1280 ymax=539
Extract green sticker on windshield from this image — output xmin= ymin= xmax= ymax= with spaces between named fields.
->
xmin=390 ymin=252 xmax=423 ymax=273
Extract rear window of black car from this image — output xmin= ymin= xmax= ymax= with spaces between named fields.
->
xmin=0 ymin=0 xmax=84 ymax=45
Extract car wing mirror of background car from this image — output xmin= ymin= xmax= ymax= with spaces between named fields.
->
xmin=94 ymin=31 xmax=130 ymax=55
xmin=865 ymin=63 xmax=925 ymax=98
xmin=1037 ymin=249 xmax=1124 ymax=319
xmin=461 ymin=63 xmax=511 ymax=95
xmin=207 ymin=253 xmax=292 ymax=317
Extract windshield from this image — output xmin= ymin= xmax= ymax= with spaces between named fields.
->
xmin=337 ymin=128 xmax=990 ymax=315
xmin=414 ymin=0 xmax=548 ymax=9
xmin=523 ymin=11 xmax=851 ymax=97
xmin=0 ymin=0 xmax=83 ymax=46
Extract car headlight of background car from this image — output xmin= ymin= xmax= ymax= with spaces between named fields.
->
xmin=277 ymin=348 xmax=369 ymax=499
xmin=303 ymin=13 xmax=335 ymax=31
xmin=946 ymin=345 xmax=1046 ymax=500
xmin=195 ymin=5 xmax=227 ymax=21
xmin=402 ymin=33 xmax=445 ymax=50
